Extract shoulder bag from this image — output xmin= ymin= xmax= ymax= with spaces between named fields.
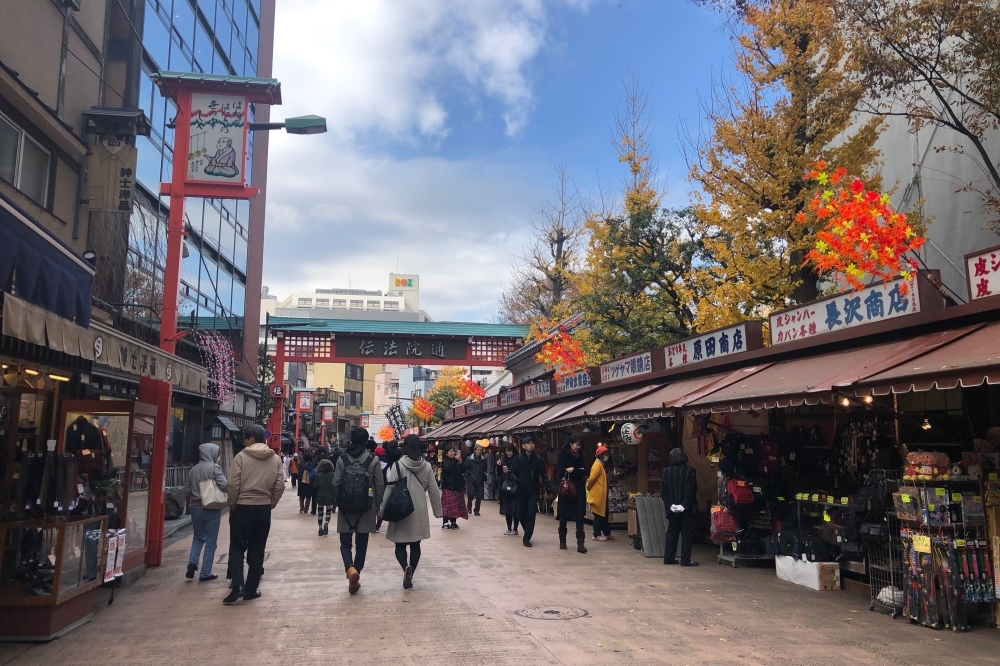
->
xmin=381 ymin=461 xmax=416 ymax=522
xmin=199 ymin=476 xmax=228 ymax=510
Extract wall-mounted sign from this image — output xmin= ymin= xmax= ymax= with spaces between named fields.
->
xmin=187 ymin=93 xmax=248 ymax=186
xmin=523 ymin=382 xmax=551 ymax=400
xmin=965 ymin=244 xmax=1000 ymax=301
xmin=769 ymin=277 xmax=920 ymax=346
xmin=270 ymin=384 xmax=284 ymax=398
xmin=335 ymin=336 xmax=467 ymax=361
xmin=500 ymin=390 xmax=521 ymax=406
xmin=360 ymin=414 xmax=370 ymax=428
xmin=481 ymin=395 xmax=499 ymax=410
xmin=91 ymin=322 xmax=206 ymax=393
xmin=467 ymin=401 xmax=483 ymax=413
xmin=664 ymin=322 xmax=761 ymax=369
xmin=601 ymin=351 xmax=653 ymax=384
xmin=454 ymin=405 xmax=467 ymax=416
xmin=556 ymin=370 xmax=592 ymax=394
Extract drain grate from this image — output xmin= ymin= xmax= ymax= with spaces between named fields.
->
xmin=514 ymin=605 xmax=589 ymax=620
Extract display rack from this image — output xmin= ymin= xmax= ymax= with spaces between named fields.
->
xmin=865 ymin=470 xmax=904 ymax=617
xmin=718 ymin=510 xmax=775 ymax=568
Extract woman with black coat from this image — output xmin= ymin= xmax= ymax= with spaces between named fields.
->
xmin=439 ymin=448 xmax=468 ymax=529
xmin=555 ymin=435 xmax=588 ymax=553
xmin=497 ymin=444 xmax=519 ymax=535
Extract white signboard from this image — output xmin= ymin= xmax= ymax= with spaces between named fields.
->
xmin=769 ymin=277 xmax=920 ymax=346
xmin=523 ymin=382 xmax=551 ymax=400
xmin=556 ymin=370 xmax=592 ymax=394
xmin=600 ymin=351 xmax=653 ymax=384
xmin=188 ymin=93 xmax=247 ymax=184
xmin=665 ymin=323 xmax=749 ymax=369
xmin=500 ymin=390 xmax=521 ymax=406
xmin=966 ymin=246 xmax=1000 ymax=301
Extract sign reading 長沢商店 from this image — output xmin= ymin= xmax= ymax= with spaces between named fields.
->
xmin=187 ymin=93 xmax=248 ymax=186
xmin=965 ymin=245 xmax=1000 ymax=301
xmin=664 ymin=323 xmax=761 ymax=369
xmin=769 ymin=276 xmax=920 ymax=346
xmin=556 ymin=370 xmax=592 ymax=393
xmin=600 ymin=351 xmax=653 ymax=384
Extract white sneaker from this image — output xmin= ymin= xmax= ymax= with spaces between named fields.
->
xmin=504 ymin=529 xmax=513 ymax=535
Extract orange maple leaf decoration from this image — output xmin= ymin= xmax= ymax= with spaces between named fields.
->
xmin=457 ymin=377 xmax=486 ymax=403
xmin=412 ymin=396 xmax=435 ymax=422
xmin=797 ymin=161 xmax=925 ymax=295
xmin=376 ymin=424 xmax=396 ymax=442
xmin=527 ymin=319 xmax=588 ymax=379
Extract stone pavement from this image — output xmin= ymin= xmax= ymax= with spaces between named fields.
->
xmin=2 ymin=492 xmax=999 ymax=666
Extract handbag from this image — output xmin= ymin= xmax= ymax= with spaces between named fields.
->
xmin=382 ymin=462 xmax=416 ymax=523
xmin=710 ymin=505 xmax=738 ymax=542
xmin=557 ymin=473 xmax=576 ymax=499
xmin=501 ymin=477 xmax=518 ymax=495
xmin=198 ymin=478 xmax=228 ymax=510
xmin=726 ymin=478 xmax=755 ymax=505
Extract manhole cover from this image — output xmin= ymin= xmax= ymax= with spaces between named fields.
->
xmin=514 ymin=606 xmax=589 ymax=620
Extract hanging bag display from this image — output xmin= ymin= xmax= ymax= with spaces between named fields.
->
xmin=726 ymin=478 xmax=755 ymax=505
xmin=199 ymin=478 xmax=228 ymax=510
xmin=557 ymin=472 xmax=576 ymax=499
xmin=381 ymin=461 xmax=416 ymax=523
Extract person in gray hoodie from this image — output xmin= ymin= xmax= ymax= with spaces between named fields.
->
xmin=186 ymin=442 xmax=227 ymax=581
xmin=223 ymin=425 xmax=284 ymax=604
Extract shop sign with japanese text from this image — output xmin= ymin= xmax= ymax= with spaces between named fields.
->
xmin=480 ymin=395 xmax=499 ymax=409
xmin=556 ymin=370 xmax=592 ymax=393
xmin=500 ymin=390 xmax=521 ymax=406
xmin=523 ymin=382 xmax=551 ymax=400
xmin=321 ymin=406 xmax=335 ymax=422
xmin=187 ymin=93 xmax=248 ymax=186
xmin=965 ymin=245 xmax=1000 ymax=301
xmin=454 ymin=405 xmax=466 ymax=416
xmin=335 ymin=336 xmax=467 ymax=361
xmin=769 ymin=277 xmax=920 ymax=346
xmin=664 ymin=323 xmax=755 ymax=369
xmin=296 ymin=391 xmax=313 ymax=411
xmin=600 ymin=351 xmax=653 ymax=384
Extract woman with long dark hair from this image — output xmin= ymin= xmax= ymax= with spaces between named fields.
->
xmin=556 ymin=435 xmax=588 ymax=553
xmin=381 ymin=434 xmax=442 ymax=589
xmin=497 ymin=443 xmax=519 ymax=535
xmin=439 ymin=447 xmax=468 ymax=529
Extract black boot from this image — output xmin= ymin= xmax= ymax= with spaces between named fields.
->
xmin=558 ymin=526 xmax=568 ymax=550
xmin=186 ymin=563 xmax=197 ymax=579
xmin=223 ymin=586 xmax=244 ymax=604
xmin=577 ymin=532 xmax=588 ymax=554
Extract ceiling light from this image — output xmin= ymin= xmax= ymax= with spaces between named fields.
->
xmin=23 ymin=368 xmax=39 ymax=376
xmin=863 ymin=395 xmax=873 ymax=404
xmin=48 ymin=374 xmax=71 ymax=382
xmin=921 ymin=418 xmax=932 ymax=431
xmin=840 ymin=397 xmax=850 ymax=407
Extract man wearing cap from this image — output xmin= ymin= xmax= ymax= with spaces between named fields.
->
xmin=511 ymin=435 xmax=546 ymax=547
xmin=464 ymin=442 xmax=489 ymax=516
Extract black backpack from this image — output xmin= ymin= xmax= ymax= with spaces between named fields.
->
xmin=337 ymin=454 xmax=376 ymax=517
xmin=382 ymin=461 xmax=417 ymax=523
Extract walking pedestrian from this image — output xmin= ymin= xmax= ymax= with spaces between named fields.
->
xmin=587 ymin=445 xmax=613 ymax=541
xmin=297 ymin=451 xmax=314 ymax=513
xmin=660 ymin=447 xmax=699 ymax=566
xmin=186 ymin=442 xmax=227 ymax=581
xmin=439 ymin=447 xmax=468 ymax=529
xmin=464 ymin=443 xmax=488 ymax=516
xmin=223 ymin=425 xmax=284 ymax=604
xmin=289 ymin=454 xmax=299 ymax=489
xmin=512 ymin=435 xmax=546 ymax=547
xmin=497 ymin=443 xmax=519 ymax=535
xmin=313 ymin=453 xmax=335 ymax=537
xmin=281 ymin=453 xmax=291 ymax=482
xmin=381 ymin=434 xmax=443 ymax=590
xmin=555 ymin=435 xmax=588 ymax=554
xmin=333 ymin=427 xmax=384 ymax=594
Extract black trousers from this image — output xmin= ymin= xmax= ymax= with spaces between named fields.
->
xmin=340 ymin=532 xmax=370 ymax=572
xmin=593 ymin=494 xmax=611 ymax=537
xmin=228 ymin=504 xmax=271 ymax=593
xmin=664 ymin=510 xmax=695 ymax=564
xmin=290 ymin=474 xmax=297 ymax=488
xmin=467 ymin=483 xmax=484 ymax=513
xmin=517 ymin=492 xmax=538 ymax=543
xmin=394 ymin=541 xmax=422 ymax=571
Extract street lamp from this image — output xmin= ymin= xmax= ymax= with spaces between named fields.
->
xmin=250 ymin=114 xmax=327 ymax=135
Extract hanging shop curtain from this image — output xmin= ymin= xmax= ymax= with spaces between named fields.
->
xmin=0 ymin=191 xmax=94 ymax=327
xmin=2 ymin=292 xmax=95 ymax=360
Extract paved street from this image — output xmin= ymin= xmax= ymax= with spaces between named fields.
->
xmin=1 ymin=495 xmax=998 ymax=666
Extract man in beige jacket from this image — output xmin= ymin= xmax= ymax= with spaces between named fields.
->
xmin=223 ymin=425 xmax=284 ymax=604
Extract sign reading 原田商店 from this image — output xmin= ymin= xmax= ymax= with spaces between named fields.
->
xmin=664 ymin=322 xmax=762 ymax=369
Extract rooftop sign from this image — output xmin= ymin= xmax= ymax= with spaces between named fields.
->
xmin=664 ymin=322 xmax=762 ymax=369
xmin=600 ymin=351 xmax=653 ymax=384
xmin=556 ymin=370 xmax=592 ymax=394
xmin=966 ymin=244 xmax=1000 ymax=301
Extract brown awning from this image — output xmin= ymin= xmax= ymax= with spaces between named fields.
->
xmin=685 ymin=327 xmax=976 ymax=413
xmin=466 ymin=411 xmax=522 ymax=437
xmin=511 ymin=397 xmax=598 ymax=433
xmin=481 ymin=404 xmax=552 ymax=434
xmin=600 ymin=370 xmax=756 ymax=420
xmin=548 ymin=384 xmax=665 ymax=426
xmin=425 ymin=420 xmax=464 ymax=440
xmin=446 ymin=415 xmax=498 ymax=439
xmin=857 ymin=322 xmax=1000 ymax=394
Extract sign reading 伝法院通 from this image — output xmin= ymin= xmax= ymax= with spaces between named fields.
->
xmin=769 ymin=277 xmax=920 ymax=346
xmin=188 ymin=93 xmax=247 ymax=186
xmin=965 ymin=245 xmax=1000 ymax=301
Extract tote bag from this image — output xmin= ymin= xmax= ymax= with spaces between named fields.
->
xmin=199 ymin=478 xmax=228 ymax=510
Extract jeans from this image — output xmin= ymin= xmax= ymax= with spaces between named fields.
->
xmin=664 ymin=510 xmax=695 ymax=564
xmin=467 ymin=483 xmax=484 ymax=513
xmin=188 ymin=503 xmax=222 ymax=577
xmin=340 ymin=532 xmax=370 ymax=572
xmin=517 ymin=492 xmax=538 ymax=543
xmin=228 ymin=504 xmax=271 ymax=593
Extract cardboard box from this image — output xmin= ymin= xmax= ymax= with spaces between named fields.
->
xmin=775 ymin=555 xmax=841 ymax=591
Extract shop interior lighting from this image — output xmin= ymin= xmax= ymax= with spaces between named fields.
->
xmin=840 ymin=397 xmax=850 ymax=407
xmin=48 ymin=374 xmax=70 ymax=382
xmin=921 ymin=418 xmax=932 ymax=431
xmin=23 ymin=368 xmax=39 ymax=376
xmin=863 ymin=395 xmax=873 ymax=404
xmin=607 ymin=423 xmax=616 ymax=433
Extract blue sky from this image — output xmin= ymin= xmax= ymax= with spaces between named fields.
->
xmin=263 ymin=0 xmax=732 ymax=321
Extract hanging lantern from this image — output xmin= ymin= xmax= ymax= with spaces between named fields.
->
xmin=619 ymin=422 xmax=642 ymax=445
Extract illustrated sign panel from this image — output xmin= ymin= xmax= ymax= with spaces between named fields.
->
xmin=664 ymin=323 xmax=751 ymax=369
xmin=321 ymin=406 xmax=335 ymax=422
xmin=297 ymin=392 xmax=313 ymax=411
xmin=600 ymin=351 xmax=653 ymax=384
xmin=188 ymin=93 xmax=247 ymax=185
xmin=523 ymin=382 xmax=551 ymax=400
xmin=966 ymin=245 xmax=1000 ymax=301
xmin=769 ymin=277 xmax=920 ymax=345
xmin=335 ymin=336 xmax=467 ymax=361
xmin=556 ymin=370 xmax=592 ymax=394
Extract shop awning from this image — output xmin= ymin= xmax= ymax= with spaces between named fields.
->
xmin=426 ymin=421 xmax=464 ymax=439
xmin=444 ymin=415 xmax=496 ymax=440
xmin=548 ymin=385 xmax=665 ymax=426
xmin=90 ymin=321 xmax=208 ymax=394
xmin=600 ymin=371 xmax=757 ymax=420
xmin=685 ymin=327 xmax=976 ymax=413
xmin=856 ymin=322 xmax=1000 ymax=394
xmin=216 ymin=416 xmax=241 ymax=433
xmin=465 ymin=411 xmax=520 ymax=437
xmin=480 ymin=404 xmax=551 ymax=434
xmin=508 ymin=397 xmax=597 ymax=433
xmin=2 ymin=293 xmax=95 ymax=359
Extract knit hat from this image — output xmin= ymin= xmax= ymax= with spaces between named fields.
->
xmin=595 ymin=445 xmax=609 ymax=457
xmin=374 ymin=446 xmax=385 ymax=457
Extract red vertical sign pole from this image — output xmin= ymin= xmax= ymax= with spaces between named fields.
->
xmin=268 ymin=334 xmax=286 ymax=452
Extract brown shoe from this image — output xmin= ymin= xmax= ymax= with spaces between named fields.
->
xmin=347 ymin=567 xmax=361 ymax=594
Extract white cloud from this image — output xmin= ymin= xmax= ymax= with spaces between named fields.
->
xmin=264 ymin=0 xmax=600 ymax=320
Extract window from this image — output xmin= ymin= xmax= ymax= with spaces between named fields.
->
xmin=0 ymin=114 xmax=51 ymax=206
xmin=297 ymin=298 xmax=312 ymax=307
xmin=332 ymin=299 xmax=346 ymax=309
xmin=315 ymin=298 xmax=329 ymax=307
xmin=338 ymin=395 xmax=345 ymax=407
xmin=366 ymin=300 xmax=380 ymax=309
xmin=349 ymin=300 xmax=363 ymax=309
xmin=384 ymin=301 xmax=399 ymax=310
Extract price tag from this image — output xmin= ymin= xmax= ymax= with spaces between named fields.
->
xmin=77 ymin=484 xmax=85 ymax=494
xmin=935 ymin=488 xmax=946 ymax=497
xmin=912 ymin=535 xmax=931 ymax=554
xmin=789 ymin=452 xmax=796 ymax=461
xmin=777 ymin=496 xmax=785 ymax=501
xmin=840 ymin=497 xmax=849 ymax=505
xmin=823 ymin=513 xmax=831 ymax=522
xmin=956 ymin=539 xmax=967 ymax=548
xmin=900 ymin=494 xmax=911 ymax=503
xmin=952 ymin=493 xmax=962 ymax=502
xmin=990 ymin=473 xmax=998 ymax=481
xmin=928 ymin=504 xmax=935 ymax=511
xmin=106 ymin=502 xmax=114 ymax=509
xmin=811 ymin=494 xmax=819 ymax=502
